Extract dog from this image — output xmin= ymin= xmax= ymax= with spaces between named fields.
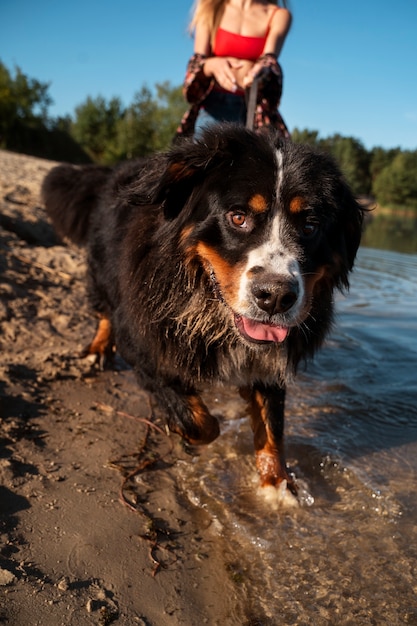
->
xmin=42 ymin=125 xmax=364 ymax=498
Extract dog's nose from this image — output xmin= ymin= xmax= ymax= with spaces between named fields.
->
xmin=252 ymin=276 xmax=299 ymax=315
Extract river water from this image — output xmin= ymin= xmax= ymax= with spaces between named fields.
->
xmin=174 ymin=212 xmax=417 ymax=624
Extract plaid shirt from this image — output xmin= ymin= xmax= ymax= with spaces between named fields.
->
xmin=175 ymin=53 xmax=290 ymax=140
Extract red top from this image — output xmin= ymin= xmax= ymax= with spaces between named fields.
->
xmin=213 ymin=28 xmax=266 ymax=60
xmin=212 ymin=8 xmax=278 ymax=61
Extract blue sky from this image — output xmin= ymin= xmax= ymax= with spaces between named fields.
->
xmin=1 ymin=0 xmax=416 ymax=151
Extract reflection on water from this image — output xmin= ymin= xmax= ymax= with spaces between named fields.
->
xmin=174 ymin=244 xmax=417 ymax=624
xmin=362 ymin=209 xmax=417 ymax=254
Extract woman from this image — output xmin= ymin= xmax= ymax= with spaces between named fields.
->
xmin=175 ymin=0 xmax=292 ymax=140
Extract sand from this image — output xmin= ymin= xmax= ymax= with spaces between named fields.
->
xmin=0 ymin=149 xmax=251 ymax=625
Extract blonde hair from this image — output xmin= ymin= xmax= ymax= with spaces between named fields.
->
xmin=189 ymin=0 xmax=227 ymax=37
xmin=189 ymin=0 xmax=288 ymax=41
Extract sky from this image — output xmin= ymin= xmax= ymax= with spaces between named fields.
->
xmin=1 ymin=0 xmax=416 ymax=151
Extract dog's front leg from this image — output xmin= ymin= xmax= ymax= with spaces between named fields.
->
xmin=168 ymin=390 xmax=220 ymax=445
xmin=240 ymin=384 xmax=297 ymax=494
xmin=136 ymin=372 xmax=220 ymax=446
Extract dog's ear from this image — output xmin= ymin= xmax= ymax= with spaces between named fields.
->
xmin=333 ymin=178 xmax=365 ymax=290
xmin=153 ymin=160 xmax=204 ymax=220
xmin=152 ymin=135 xmax=227 ymax=220
xmin=152 ymin=126 xmax=262 ymax=220
xmin=301 ymin=146 xmax=366 ymax=291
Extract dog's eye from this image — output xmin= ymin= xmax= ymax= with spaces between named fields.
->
xmin=228 ymin=211 xmax=250 ymax=230
xmin=301 ymin=220 xmax=319 ymax=238
xmin=232 ymin=214 xmax=246 ymax=227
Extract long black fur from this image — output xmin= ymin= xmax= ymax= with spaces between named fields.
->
xmin=42 ymin=125 xmax=364 ymax=492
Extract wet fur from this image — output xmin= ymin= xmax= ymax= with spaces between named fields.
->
xmin=42 ymin=125 xmax=364 ymax=494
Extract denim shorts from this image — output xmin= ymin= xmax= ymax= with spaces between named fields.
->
xmin=194 ymin=90 xmax=247 ymax=138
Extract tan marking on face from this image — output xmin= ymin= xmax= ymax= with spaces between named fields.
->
xmin=304 ymin=265 xmax=329 ymax=296
xmin=289 ymin=196 xmax=308 ymax=214
xmin=196 ymin=242 xmax=244 ymax=308
xmin=248 ymin=193 xmax=268 ymax=214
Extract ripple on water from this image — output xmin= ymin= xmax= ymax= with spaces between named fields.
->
xmin=176 ymin=406 xmax=413 ymax=624
xmin=173 ymin=246 xmax=417 ymax=623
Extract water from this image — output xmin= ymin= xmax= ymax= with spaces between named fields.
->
xmin=172 ymin=213 xmax=417 ymax=624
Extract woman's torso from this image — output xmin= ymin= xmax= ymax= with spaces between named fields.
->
xmin=213 ymin=1 xmax=279 ymax=87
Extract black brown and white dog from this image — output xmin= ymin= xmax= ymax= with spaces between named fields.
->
xmin=42 ymin=125 xmax=364 ymax=499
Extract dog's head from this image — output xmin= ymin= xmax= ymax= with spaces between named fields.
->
xmin=153 ymin=125 xmax=364 ymax=347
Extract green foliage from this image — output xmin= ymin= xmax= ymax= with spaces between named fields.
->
xmin=71 ymin=95 xmax=125 ymax=163
xmin=69 ymin=82 xmax=185 ymax=162
xmin=291 ymin=128 xmax=320 ymax=146
xmin=322 ymin=135 xmax=371 ymax=196
xmin=1 ymin=59 xmax=416 ymax=210
xmin=361 ymin=212 xmax=417 ymax=254
xmin=372 ymin=151 xmax=417 ymax=210
xmin=0 ymin=60 xmax=90 ymax=162
xmin=369 ymin=146 xmax=401 ymax=182
xmin=117 ymin=86 xmax=159 ymax=159
xmin=0 ymin=60 xmax=52 ymax=130
xmin=152 ymin=81 xmax=187 ymax=151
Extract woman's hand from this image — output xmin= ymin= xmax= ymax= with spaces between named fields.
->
xmin=242 ymin=70 xmax=256 ymax=89
xmin=242 ymin=59 xmax=265 ymax=88
xmin=242 ymin=55 xmax=280 ymax=89
xmin=203 ymin=56 xmax=243 ymax=92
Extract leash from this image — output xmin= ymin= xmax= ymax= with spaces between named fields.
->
xmin=245 ymin=77 xmax=259 ymax=131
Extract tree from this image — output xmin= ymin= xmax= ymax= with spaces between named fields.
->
xmin=115 ymin=82 xmax=185 ymax=160
xmin=291 ymin=128 xmax=320 ymax=147
xmin=116 ymin=86 xmax=159 ymax=159
xmin=319 ymin=134 xmax=371 ymax=196
xmin=369 ymin=146 xmax=401 ymax=184
xmin=71 ymin=95 xmax=124 ymax=163
xmin=152 ymin=81 xmax=187 ymax=151
xmin=373 ymin=151 xmax=417 ymax=210
xmin=0 ymin=60 xmax=52 ymax=145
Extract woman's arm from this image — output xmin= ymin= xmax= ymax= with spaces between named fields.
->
xmin=193 ymin=20 xmax=212 ymax=56
xmin=182 ymin=53 xmax=213 ymax=104
xmin=243 ymin=8 xmax=292 ymax=88
xmin=264 ymin=7 xmax=292 ymax=58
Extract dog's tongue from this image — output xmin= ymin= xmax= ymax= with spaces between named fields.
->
xmin=240 ymin=316 xmax=289 ymax=343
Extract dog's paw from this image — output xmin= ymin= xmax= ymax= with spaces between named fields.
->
xmin=80 ymin=316 xmax=115 ymax=370
xmin=80 ymin=344 xmax=114 ymax=371
xmin=258 ymin=480 xmax=299 ymax=510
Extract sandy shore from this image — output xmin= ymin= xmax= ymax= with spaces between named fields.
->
xmin=0 ymin=149 xmax=251 ymax=625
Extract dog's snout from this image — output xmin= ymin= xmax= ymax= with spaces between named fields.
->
xmin=251 ymin=275 xmax=299 ymax=315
